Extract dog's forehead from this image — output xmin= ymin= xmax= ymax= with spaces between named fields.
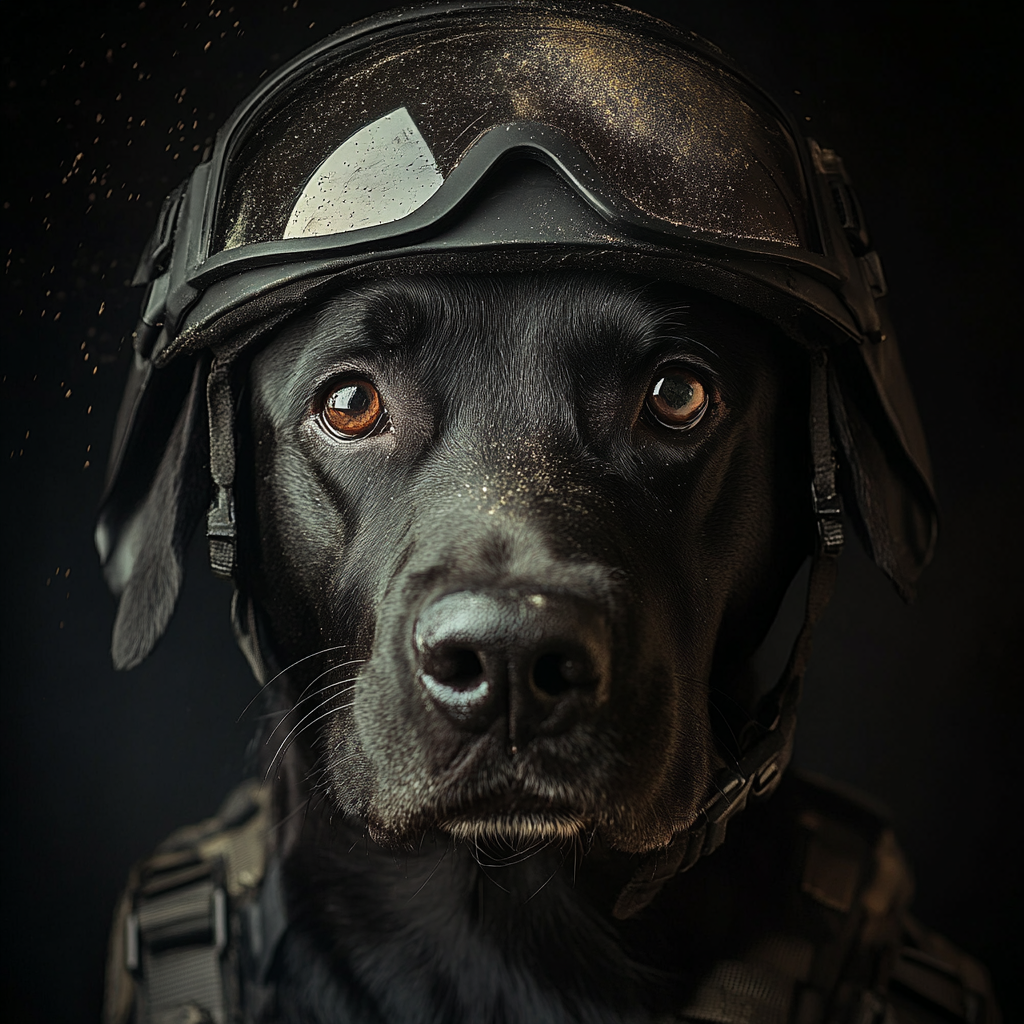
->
xmin=253 ymin=273 xmax=748 ymax=389
xmin=335 ymin=274 xmax=664 ymax=353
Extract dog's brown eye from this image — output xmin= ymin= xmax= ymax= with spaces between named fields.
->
xmin=647 ymin=370 xmax=708 ymax=430
xmin=322 ymin=380 xmax=383 ymax=438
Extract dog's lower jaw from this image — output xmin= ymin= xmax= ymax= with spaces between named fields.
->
xmin=329 ymin=758 xmax=718 ymax=856
xmin=317 ymin=724 xmax=723 ymax=856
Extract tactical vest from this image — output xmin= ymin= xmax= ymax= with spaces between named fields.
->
xmin=103 ymin=775 xmax=1000 ymax=1024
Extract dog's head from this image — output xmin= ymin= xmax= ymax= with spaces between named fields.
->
xmin=244 ymin=273 xmax=810 ymax=853
xmin=97 ymin=2 xmax=938 ymax=893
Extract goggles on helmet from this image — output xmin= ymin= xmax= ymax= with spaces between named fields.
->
xmin=130 ymin=1 xmax=890 ymax=372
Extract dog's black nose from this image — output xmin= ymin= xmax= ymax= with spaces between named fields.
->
xmin=414 ymin=590 xmax=611 ymax=743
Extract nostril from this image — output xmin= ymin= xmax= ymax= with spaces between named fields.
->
xmin=532 ymin=651 xmax=595 ymax=696
xmin=424 ymin=647 xmax=484 ymax=688
xmin=420 ymin=644 xmax=494 ymax=731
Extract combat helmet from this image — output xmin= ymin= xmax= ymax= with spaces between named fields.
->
xmin=96 ymin=1 xmax=938 ymax=911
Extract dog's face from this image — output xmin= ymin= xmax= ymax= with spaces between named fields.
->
xmin=246 ymin=273 xmax=809 ymax=855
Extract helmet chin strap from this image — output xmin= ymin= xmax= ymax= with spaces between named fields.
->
xmin=612 ymin=351 xmax=844 ymax=919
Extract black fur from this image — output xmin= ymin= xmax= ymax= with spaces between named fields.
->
xmin=242 ymin=272 xmax=811 ymax=1022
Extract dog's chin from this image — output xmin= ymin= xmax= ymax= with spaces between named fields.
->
xmin=440 ymin=810 xmax=587 ymax=848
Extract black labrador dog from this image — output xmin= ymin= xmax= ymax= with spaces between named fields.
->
xmin=240 ymin=271 xmax=810 ymax=1019
xmin=101 ymin=7 xmax=998 ymax=1018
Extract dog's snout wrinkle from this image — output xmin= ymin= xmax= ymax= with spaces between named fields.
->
xmin=414 ymin=589 xmax=611 ymax=743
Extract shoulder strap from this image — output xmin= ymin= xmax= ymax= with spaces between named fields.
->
xmin=103 ymin=780 xmax=273 ymax=1024
xmin=752 ymin=775 xmax=999 ymax=1024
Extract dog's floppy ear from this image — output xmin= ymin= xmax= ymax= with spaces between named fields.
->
xmin=831 ymin=334 xmax=939 ymax=601
xmin=100 ymin=357 xmax=211 ymax=669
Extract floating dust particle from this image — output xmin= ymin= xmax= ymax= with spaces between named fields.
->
xmin=84 ymin=460 xmax=91 ymax=468
xmin=59 ymin=622 xmax=64 ymax=629
xmin=65 ymin=569 xmax=70 ymax=578
xmin=65 ymin=389 xmax=72 ymax=398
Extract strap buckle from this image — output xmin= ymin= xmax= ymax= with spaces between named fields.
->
xmin=701 ymin=725 xmax=792 ymax=854
xmin=812 ymin=478 xmax=844 ymax=555
xmin=207 ymin=486 xmax=237 ymax=580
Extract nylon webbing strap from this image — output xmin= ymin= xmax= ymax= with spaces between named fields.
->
xmin=205 ymin=313 xmax=303 ymax=581
xmin=809 ymin=355 xmax=844 ymax=558
xmin=206 ymin=356 xmax=237 ymax=580
xmin=125 ymin=856 xmax=230 ymax=1024
xmin=614 ymin=351 xmax=844 ymax=919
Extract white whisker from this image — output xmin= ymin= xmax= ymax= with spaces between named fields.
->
xmin=236 ymin=644 xmax=355 ymax=721
xmin=263 ymin=676 xmax=359 ymax=748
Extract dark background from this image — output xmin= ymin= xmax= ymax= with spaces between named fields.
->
xmin=2 ymin=1 xmax=1021 ymax=1020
